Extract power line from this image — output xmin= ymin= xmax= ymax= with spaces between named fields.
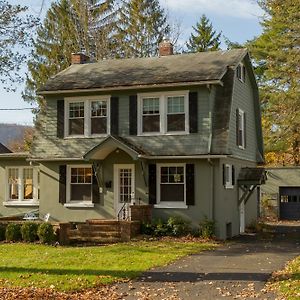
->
xmin=0 ymin=108 xmax=38 ymax=111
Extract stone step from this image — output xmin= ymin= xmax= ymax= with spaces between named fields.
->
xmin=68 ymin=230 xmax=121 ymax=238
xmin=76 ymin=224 xmax=120 ymax=232
xmin=69 ymin=235 xmax=121 ymax=244
xmin=86 ymin=219 xmax=119 ymax=225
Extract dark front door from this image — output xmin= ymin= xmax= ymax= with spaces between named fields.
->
xmin=279 ymin=187 xmax=300 ymax=220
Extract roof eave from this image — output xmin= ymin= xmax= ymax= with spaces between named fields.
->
xmin=37 ymin=80 xmax=223 ymax=96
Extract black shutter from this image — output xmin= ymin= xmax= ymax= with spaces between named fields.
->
xmin=236 ymin=109 xmax=240 ymax=146
xmin=243 ymin=112 xmax=246 ymax=148
xmin=189 ymin=92 xmax=198 ymax=133
xmin=148 ymin=164 xmax=157 ymax=204
xmin=57 ymin=100 xmax=65 ymax=138
xmin=59 ymin=165 xmax=67 ymax=204
xmin=186 ymin=164 xmax=195 ymax=205
xmin=110 ymin=96 xmax=119 ymax=135
xmin=129 ymin=95 xmax=137 ymax=135
xmin=92 ymin=173 xmax=100 ymax=203
xmin=222 ymin=164 xmax=226 ymax=186
xmin=232 ymin=165 xmax=235 ymax=186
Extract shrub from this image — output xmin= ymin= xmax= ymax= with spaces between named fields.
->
xmin=0 ymin=225 xmax=6 ymax=241
xmin=21 ymin=222 xmax=39 ymax=242
xmin=153 ymin=219 xmax=169 ymax=236
xmin=199 ymin=217 xmax=215 ymax=239
xmin=140 ymin=222 xmax=155 ymax=235
xmin=38 ymin=223 xmax=55 ymax=244
xmin=5 ymin=223 xmax=22 ymax=242
xmin=167 ymin=216 xmax=191 ymax=237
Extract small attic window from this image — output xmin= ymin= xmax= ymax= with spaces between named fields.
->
xmin=236 ymin=63 xmax=246 ymax=83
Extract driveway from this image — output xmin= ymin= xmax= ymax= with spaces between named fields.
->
xmin=115 ymin=224 xmax=300 ymax=299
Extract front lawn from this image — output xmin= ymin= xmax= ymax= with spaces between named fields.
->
xmin=0 ymin=240 xmax=215 ymax=291
xmin=268 ymin=256 xmax=300 ymax=300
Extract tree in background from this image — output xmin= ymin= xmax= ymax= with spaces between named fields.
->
xmin=24 ymin=0 xmax=118 ymax=105
xmin=0 ymin=1 xmax=37 ymax=90
xmin=186 ymin=14 xmax=221 ymax=52
xmin=249 ymin=0 xmax=300 ymax=165
xmin=116 ymin=0 xmax=170 ymax=58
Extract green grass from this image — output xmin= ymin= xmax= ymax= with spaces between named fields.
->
xmin=270 ymin=256 xmax=300 ymax=300
xmin=0 ymin=241 xmax=215 ymax=291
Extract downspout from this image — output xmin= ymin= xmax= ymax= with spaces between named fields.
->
xmin=207 ymin=158 xmax=215 ymax=221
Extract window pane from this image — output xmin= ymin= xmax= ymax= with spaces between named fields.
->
xmin=143 ymin=115 xmax=160 ymax=132
xmin=8 ymin=168 xmax=19 ymax=200
xmin=69 ymin=102 xmax=84 ymax=118
xmin=91 ymin=100 xmax=107 ymax=117
xmin=160 ymin=184 xmax=184 ymax=202
xmin=71 ymin=184 xmax=91 ymax=201
xmin=91 ymin=117 xmax=107 ymax=134
xmin=69 ymin=118 xmax=84 ymax=135
xmin=167 ymin=114 xmax=185 ymax=132
xmin=167 ymin=96 xmax=184 ymax=113
xmin=23 ymin=168 xmax=33 ymax=200
xmin=143 ymin=98 xmax=159 ymax=114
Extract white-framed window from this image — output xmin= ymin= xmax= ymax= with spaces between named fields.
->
xmin=155 ymin=163 xmax=187 ymax=209
xmin=237 ymin=108 xmax=246 ymax=149
xmin=224 ymin=164 xmax=234 ymax=189
xmin=64 ymin=96 xmax=110 ymax=137
xmin=5 ymin=167 xmax=39 ymax=205
xmin=66 ymin=165 xmax=94 ymax=206
xmin=138 ymin=91 xmax=189 ymax=135
xmin=237 ymin=63 xmax=246 ymax=83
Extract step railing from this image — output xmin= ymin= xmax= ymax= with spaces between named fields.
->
xmin=117 ymin=202 xmax=130 ymax=221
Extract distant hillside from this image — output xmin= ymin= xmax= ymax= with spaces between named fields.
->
xmin=0 ymin=123 xmax=33 ymax=150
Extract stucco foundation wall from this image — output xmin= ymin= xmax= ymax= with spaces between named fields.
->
xmin=0 ymin=159 xmax=38 ymax=218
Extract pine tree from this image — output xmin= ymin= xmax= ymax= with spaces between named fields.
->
xmin=0 ymin=1 xmax=37 ymax=90
xmin=249 ymin=0 xmax=300 ymax=165
xmin=186 ymin=15 xmax=221 ymax=52
xmin=24 ymin=0 xmax=118 ymax=105
xmin=116 ymin=0 xmax=170 ymax=58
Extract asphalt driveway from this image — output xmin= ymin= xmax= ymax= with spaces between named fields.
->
xmin=116 ymin=224 xmax=300 ymax=299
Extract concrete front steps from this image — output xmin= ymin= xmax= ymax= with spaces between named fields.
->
xmin=60 ymin=219 xmax=141 ymax=245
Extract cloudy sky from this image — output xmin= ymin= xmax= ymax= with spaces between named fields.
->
xmin=0 ymin=0 xmax=263 ymax=125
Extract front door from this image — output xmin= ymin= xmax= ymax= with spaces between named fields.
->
xmin=114 ymin=164 xmax=135 ymax=218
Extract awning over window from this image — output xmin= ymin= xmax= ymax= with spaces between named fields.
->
xmin=238 ymin=167 xmax=266 ymax=186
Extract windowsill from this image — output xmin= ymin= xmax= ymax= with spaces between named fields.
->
xmin=64 ymin=202 xmax=94 ymax=208
xmin=225 ymin=185 xmax=234 ymax=190
xmin=154 ymin=203 xmax=188 ymax=209
xmin=138 ymin=132 xmax=189 ymax=137
xmin=64 ymin=134 xmax=108 ymax=139
xmin=238 ymin=145 xmax=245 ymax=150
xmin=3 ymin=201 xmax=39 ymax=207
xmin=237 ymin=78 xmax=245 ymax=83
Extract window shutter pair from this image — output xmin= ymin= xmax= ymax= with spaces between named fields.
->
xmin=148 ymin=164 xmax=195 ymax=205
xmin=129 ymin=92 xmax=198 ymax=135
xmin=58 ymin=165 xmax=100 ymax=204
xmin=56 ymin=97 xmax=119 ymax=137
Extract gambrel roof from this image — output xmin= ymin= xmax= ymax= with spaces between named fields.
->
xmin=39 ymin=49 xmax=248 ymax=94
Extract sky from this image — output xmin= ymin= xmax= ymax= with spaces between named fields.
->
xmin=0 ymin=0 xmax=264 ymax=125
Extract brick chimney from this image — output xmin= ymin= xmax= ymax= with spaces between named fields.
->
xmin=159 ymin=39 xmax=174 ymax=56
xmin=71 ymin=53 xmax=90 ymax=64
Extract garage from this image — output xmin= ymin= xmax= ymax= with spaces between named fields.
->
xmin=279 ymin=187 xmax=300 ymax=220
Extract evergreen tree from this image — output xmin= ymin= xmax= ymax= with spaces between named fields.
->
xmin=186 ymin=15 xmax=221 ymax=52
xmin=0 ymin=1 xmax=37 ymax=90
xmin=24 ymin=0 xmax=118 ymax=105
xmin=249 ymin=0 xmax=300 ymax=165
xmin=116 ymin=0 xmax=170 ymax=58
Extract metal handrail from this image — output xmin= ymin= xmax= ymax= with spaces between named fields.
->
xmin=117 ymin=202 xmax=130 ymax=221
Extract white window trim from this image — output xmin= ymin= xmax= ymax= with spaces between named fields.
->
xmin=64 ymin=95 xmax=111 ymax=138
xmin=237 ymin=63 xmax=245 ymax=83
xmin=65 ymin=164 xmax=94 ymax=207
xmin=224 ymin=164 xmax=233 ymax=189
xmin=238 ymin=108 xmax=245 ymax=149
xmin=4 ymin=167 xmax=39 ymax=205
xmin=154 ymin=163 xmax=188 ymax=209
xmin=137 ymin=91 xmax=189 ymax=136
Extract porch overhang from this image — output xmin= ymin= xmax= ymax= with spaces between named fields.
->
xmin=237 ymin=167 xmax=266 ymax=205
xmin=83 ymin=135 xmax=146 ymax=161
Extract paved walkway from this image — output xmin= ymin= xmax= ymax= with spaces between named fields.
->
xmin=116 ymin=225 xmax=300 ymax=299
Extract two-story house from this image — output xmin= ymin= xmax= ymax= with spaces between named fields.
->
xmin=0 ymin=43 xmax=265 ymax=239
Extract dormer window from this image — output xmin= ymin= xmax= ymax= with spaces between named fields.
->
xmin=237 ymin=63 xmax=246 ymax=83
xmin=138 ymin=91 xmax=189 ymax=135
xmin=65 ymin=96 xmax=110 ymax=137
